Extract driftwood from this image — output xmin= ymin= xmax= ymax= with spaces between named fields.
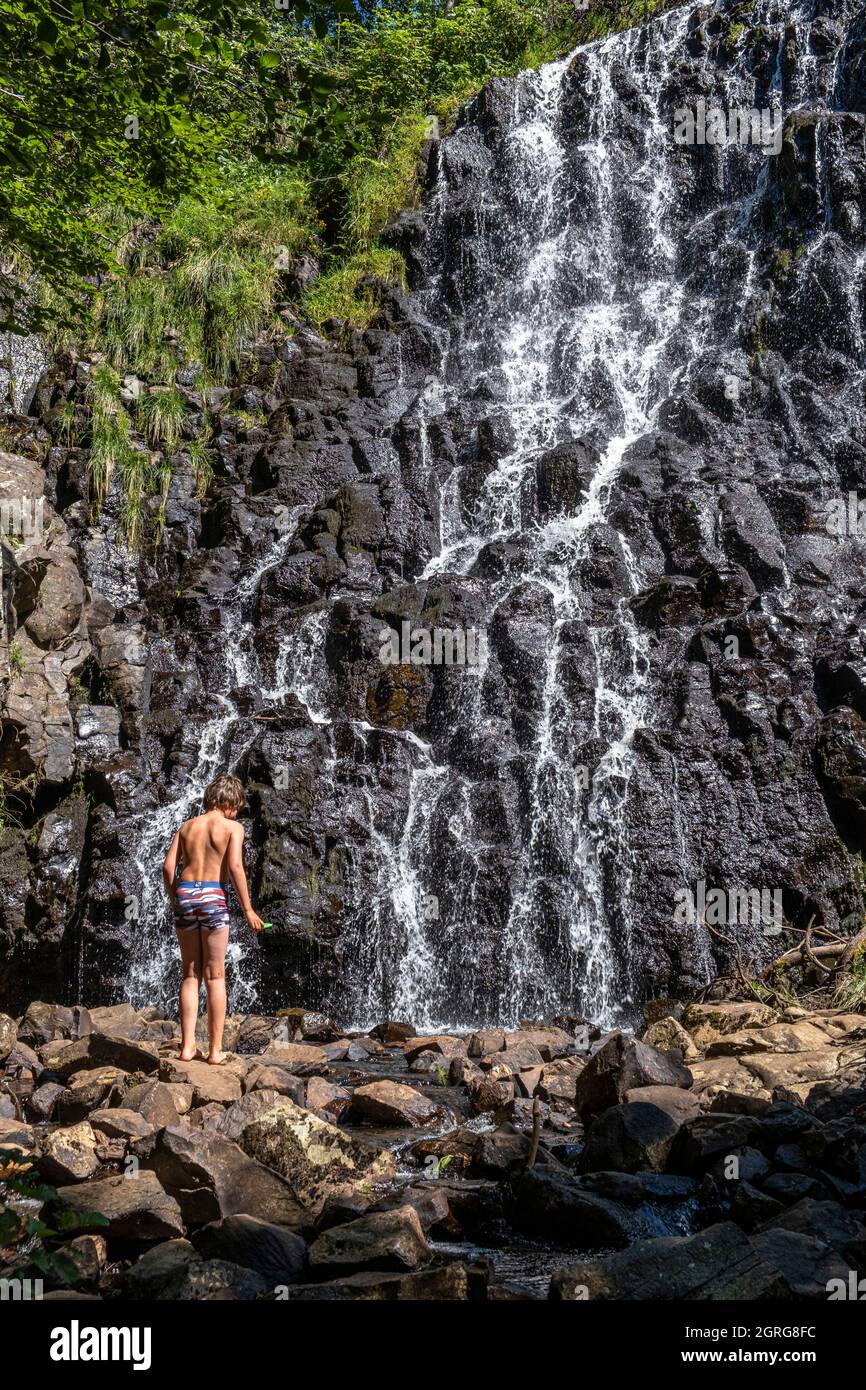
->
xmin=831 ymin=922 xmax=866 ymax=975
xmin=697 ymin=910 xmax=865 ymax=1007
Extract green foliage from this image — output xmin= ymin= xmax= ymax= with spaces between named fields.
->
xmin=2 ymin=0 xmax=685 ymax=530
xmin=86 ymin=363 xmax=135 ymax=509
xmin=0 ymin=1147 xmax=109 ymax=1285
xmin=94 ymin=166 xmax=318 ymax=381
xmin=187 ymin=428 xmax=215 ymax=500
xmin=8 ymin=640 xmax=24 ymax=675
xmin=343 ymin=113 xmax=428 ymax=249
xmin=834 ymin=946 xmax=866 ymax=1011
xmin=303 ymin=246 xmax=406 ymax=332
xmin=0 ymin=0 xmax=349 ymax=331
xmin=136 ymin=386 xmax=186 ymax=448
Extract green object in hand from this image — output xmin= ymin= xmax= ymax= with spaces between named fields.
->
xmin=262 ymin=922 xmax=273 ymax=930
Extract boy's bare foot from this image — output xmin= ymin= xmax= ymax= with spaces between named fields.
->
xmin=207 ymin=1051 xmax=227 ymax=1066
xmin=179 ymin=1048 xmax=206 ymax=1062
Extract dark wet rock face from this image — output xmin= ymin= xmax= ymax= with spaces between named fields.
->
xmin=2 ymin=0 xmax=866 ymax=1029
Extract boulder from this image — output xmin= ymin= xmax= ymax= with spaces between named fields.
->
xmin=538 ymin=1057 xmax=585 ymax=1104
xmin=86 ymin=1004 xmax=141 ymax=1037
xmin=17 ymin=1001 xmax=80 ymax=1045
xmin=124 ymin=1239 xmax=199 ymax=1298
xmin=371 ymin=1021 xmax=415 ymax=1044
xmin=158 ymin=1057 xmax=243 ymax=1105
xmin=668 ymin=1113 xmax=762 ymax=1173
xmin=759 ymin=1172 xmax=831 ymax=1204
xmin=43 ymin=1033 xmax=159 ymax=1080
xmin=191 ymin=1214 xmax=307 ymax=1285
xmin=235 ymin=1097 xmax=396 ymax=1218
xmin=56 ymin=1066 xmax=127 ymax=1121
xmin=682 ymin=1002 xmax=776 ymax=1050
xmin=124 ymin=1079 xmax=192 ymax=1125
xmin=467 ymin=1073 xmax=515 ymax=1113
xmin=642 ymin=1017 xmax=699 ymax=1059
xmin=4 ymin=1041 xmax=41 ymax=1081
xmin=578 ymin=1171 xmax=697 ymax=1205
xmin=580 ymin=1102 xmax=682 ymax=1174
xmin=277 ymin=1009 xmax=341 ymax=1042
xmin=38 ymin=1120 xmax=100 ymax=1183
xmin=505 ymin=1026 xmax=576 ymax=1060
xmin=90 ymin=1108 xmax=155 ymax=1143
xmin=151 ymin=1125 xmax=308 ymax=1230
xmin=67 ymin=1233 xmax=108 ymax=1284
xmin=511 ymin=1166 xmax=634 ymax=1247
xmin=481 ymin=1041 xmax=545 ymax=1077
xmin=690 ymin=1056 xmax=769 ymax=1101
xmin=0 ymin=1013 xmax=16 ymax=1061
xmin=260 ymin=1041 xmax=329 ymax=1072
xmin=622 ymin=1084 xmax=703 ymax=1121
xmin=27 ymin=1081 xmax=65 ymax=1121
xmin=729 ymin=1180 xmax=786 ymax=1232
xmin=51 ymin=1170 xmax=184 ymax=1241
xmin=550 ymin=1221 xmax=788 ymax=1300
xmin=750 ymin=1226 xmax=851 ymax=1299
xmin=124 ymin=1238 xmax=268 ymax=1300
xmin=235 ymin=1015 xmax=290 ymax=1054
xmin=243 ymin=1064 xmax=306 ymax=1103
xmin=764 ymin=1198 xmax=866 ymax=1267
xmin=738 ymin=1049 xmax=847 ymax=1096
xmin=468 ymin=1029 xmax=506 ymax=1057
xmin=0 ymin=1116 xmax=34 ymax=1148
xmin=347 ymin=1080 xmax=440 ymax=1128
xmin=308 ymin=1205 xmax=430 ymax=1274
xmin=368 ymin=1184 xmax=451 ymax=1233
xmin=304 ymin=1077 xmax=350 ymax=1118
xmin=215 ymin=1088 xmax=299 ymax=1143
xmin=408 ymin=1123 xmax=532 ymax=1180
xmin=403 ymin=1035 xmax=467 ymax=1064
xmin=573 ymin=1033 xmax=692 ymax=1123
xmin=705 ymin=1022 xmax=836 ymax=1057
xmin=158 ymin=1257 xmax=269 ymax=1300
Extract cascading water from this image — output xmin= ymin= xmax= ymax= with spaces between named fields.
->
xmin=122 ymin=510 xmax=308 ymax=1011
xmin=98 ymin=0 xmax=866 ymax=1031
xmin=333 ymin=0 xmax=866 ymax=1029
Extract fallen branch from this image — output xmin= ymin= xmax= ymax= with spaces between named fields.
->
xmin=831 ymin=923 xmax=866 ymax=976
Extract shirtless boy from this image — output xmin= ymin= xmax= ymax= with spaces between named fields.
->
xmin=162 ymin=774 xmax=264 ymax=1065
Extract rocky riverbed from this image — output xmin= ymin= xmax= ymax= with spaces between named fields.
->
xmin=1 ymin=996 xmax=864 ymax=1300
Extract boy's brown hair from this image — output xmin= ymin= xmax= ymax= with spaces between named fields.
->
xmin=204 ymin=774 xmax=246 ymax=815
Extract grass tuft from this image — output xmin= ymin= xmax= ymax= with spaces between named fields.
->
xmin=303 ymin=247 xmax=407 ymax=333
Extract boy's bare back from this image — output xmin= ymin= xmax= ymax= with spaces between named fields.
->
xmin=177 ymin=810 xmax=241 ymax=883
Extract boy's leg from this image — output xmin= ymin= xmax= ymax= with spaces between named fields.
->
xmin=202 ymin=926 xmax=229 ymax=1063
xmin=176 ymin=926 xmax=203 ymax=1061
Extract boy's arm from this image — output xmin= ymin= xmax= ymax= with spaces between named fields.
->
xmin=227 ymin=824 xmax=264 ymax=933
xmin=162 ymin=830 xmax=180 ymax=908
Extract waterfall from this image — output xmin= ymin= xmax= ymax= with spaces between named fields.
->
xmin=335 ymin=0 xmax=866 ymax=1029
xmin=121 ymin=510 xmax=308 ymax=1011
xmin=102 ymin=0 xmax=866 ymax=1030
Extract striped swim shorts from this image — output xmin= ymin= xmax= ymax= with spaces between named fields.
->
xmin=174 ymin=880 xmax=230 ymax=932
